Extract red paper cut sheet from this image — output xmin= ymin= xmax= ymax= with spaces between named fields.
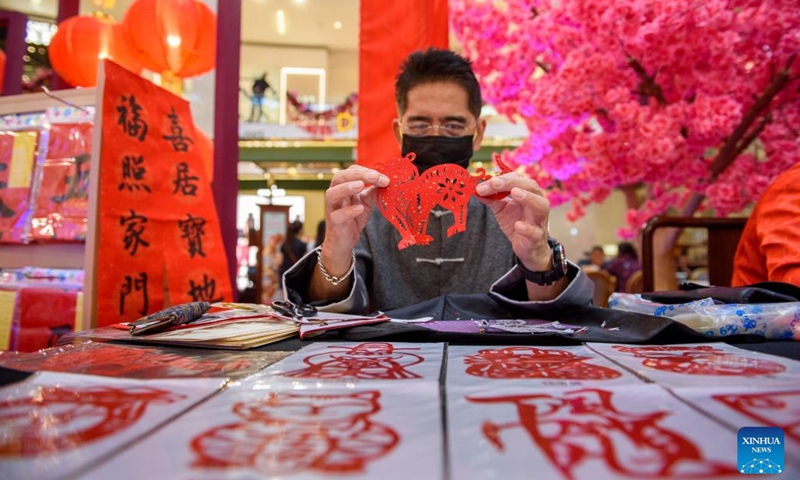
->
xmin=587 ymin=342 xmax=800 ymax=387
xmin=671 ymin=386 xmax=800 ymax=463
xmin=29 ymin=122 xmax=93 ymax=241
xmin=374 ymin=152 xmax=512 ymax=249
xmin=0 ymin=341 xmax=290 ymax=378
xmin=84 ymin=380 xmax=444 ymax=480
xmin=0 ymin=371 xmax=224 ymax=480
xmin=262 ymin=342 xmax=445 ymax=382
xmin=191 ymin=391 xmax=399 ymax=474
xmin=0 ymin=129 xmax=42 ymax=244
xmin=449 ymin=385 xmax=743 ymax=480
xmin=447 ymin=345 xmax=645 ymax=388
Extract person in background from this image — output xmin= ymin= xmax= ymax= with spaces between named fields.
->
xmin=312 ymin=220 xmax=327 ymax=250
xmin=579 ymin=245 xmax=607 ymax=272
xmin=732 ymin=161 xmax=800 ymax=286
xmin=279 ymin=221 xmax=308 ymax=278
xmin=606 ymin=242 xmax=641 ymax=292
xmin=283 ymin=48 xmax=592 ymax=314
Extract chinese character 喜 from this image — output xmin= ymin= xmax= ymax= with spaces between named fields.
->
xmin=163 ymin=107 xmax=194 ymax=152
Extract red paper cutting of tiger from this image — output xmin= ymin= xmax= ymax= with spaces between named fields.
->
xmin=374 ymin=152 xmax=513 ymax=250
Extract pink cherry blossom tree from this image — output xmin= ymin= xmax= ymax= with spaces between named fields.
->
xmin=452 ymin=0 xmax=800 ymax=247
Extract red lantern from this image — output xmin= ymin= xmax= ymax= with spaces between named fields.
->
xmin=122 ymin=0 xmax=216 ymax=78
xmin=48 ymin=14 xmax=141 ymax=88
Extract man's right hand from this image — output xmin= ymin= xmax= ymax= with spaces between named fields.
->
xmin=309 ymin=165 xmax=389 ymax=300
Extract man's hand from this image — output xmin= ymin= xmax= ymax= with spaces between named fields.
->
xmin=309 ymin=165 xmax=389 ymax=300
xmin=476 ymin=173 xmax=568 ymax=299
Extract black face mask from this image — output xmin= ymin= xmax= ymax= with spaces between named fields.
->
xmin=401 ymin=135 xmax=474 ymax=173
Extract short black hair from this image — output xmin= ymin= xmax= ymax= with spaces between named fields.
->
xmin=395 ymin=48 xmax=483 ymax=118
xmin=618 ymin=242 xmax=638 ymax=259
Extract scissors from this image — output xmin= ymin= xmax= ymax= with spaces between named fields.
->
xmin=271 ymin=300 xmax=318 ymax=322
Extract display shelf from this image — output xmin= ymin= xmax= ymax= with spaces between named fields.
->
xmin=0 ymin=88 xmax=96 ymax=333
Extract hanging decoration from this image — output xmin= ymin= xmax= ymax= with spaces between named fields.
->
xmin=374 ymin=153 xmax=512 ymax=250
xmin=286 ymin=91 xmax=358 ymax=137
xmin=48 ymin=13 xmax=140 ymax=88
xmin=121 ymin=0 xmax=216 ymax=79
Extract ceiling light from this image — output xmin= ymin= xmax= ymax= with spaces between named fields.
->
xmin=276 ymin=9 xmax=286 ymax=36
xmin=293 ymin=0 xmax=305 ymax=4
xmin=333 ymin=21 xmax=342 ymax=29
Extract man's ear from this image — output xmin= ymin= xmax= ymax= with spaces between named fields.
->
xmin=392 ymin=118 xmax=403 ymax=145
xmin=472 ymin=117 xmax=488 ymax=151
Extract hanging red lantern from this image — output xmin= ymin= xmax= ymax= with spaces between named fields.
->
xmin=48 ymin=14 xmax=142 ymax=88
xmin=122 ymin=0 xmax=216 ymax=78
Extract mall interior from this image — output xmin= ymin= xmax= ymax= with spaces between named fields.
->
xmin=0 ymin=1 xmax=799 ymax=478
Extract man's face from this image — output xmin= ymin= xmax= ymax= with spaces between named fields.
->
xmin=393 ymin=81 xmax=486 ymax=151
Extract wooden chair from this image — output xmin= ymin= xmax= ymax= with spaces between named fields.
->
xmin=641 ymin=216 xmax=748 ymax=292
xmin=626 ymin=270 xmax=644 ymax=294
xmin=585 ymin=269 xmax=616 ymax=308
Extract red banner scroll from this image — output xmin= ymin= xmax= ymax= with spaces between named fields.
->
xmin=95 ymin=60 xmax=231 ymax=326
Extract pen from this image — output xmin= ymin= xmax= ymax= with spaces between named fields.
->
xmin=128 ymin=301 xmax=211 ymax=335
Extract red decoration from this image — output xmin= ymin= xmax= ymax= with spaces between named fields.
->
xmin=469 ymin=389 xmax=737 ymax=478
xmin=464 ymin=347 xmax=622 ymax=380
xmin=48 ymin=14 xmax=140 ymax=88
xmin=0 ymin=48 xmax=5 ymax=92
xmin=713 ymin=390 xmax=800 ymax=443
xmin=194 ymin=129 xmax=214 ymax=182
xmin=192 ymin=391 xmax=399 ymax=474
xmin=122 ymin=0 xmax=216 ymax=78
xmin=15 ymin=288 xmax=78 ymax=353
xmin=282 ymin=342 xmax=424 ymax=380
xmin=0 ymin=385 xmax=183 ymax=456
xmin=374 ymin=152 xmax=513 ymax=249
xmin=613 ymin=346 xmax=787 ymax=376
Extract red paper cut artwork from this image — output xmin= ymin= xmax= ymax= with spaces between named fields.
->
xmin=282 ymin=342 xmax=424 ymax=380
xmin=0 ymin=386 xmax=184 ymax=456
xmin=464 ymin=347 xmax=622 ymax=380
xmin=713 ymin=390 xmax=800 ymax=443
xmin=1 ymin=343 xmax=256 ymax=378
xmin=468 ymin=388 xmax=737 ymax=479
xmin=374 ymin=152 xmax=512 ymax=249
xmin=191 ymin=391 xmax=399 ymax=474
xmin=613 ymin=345 xmax=787 ymax=376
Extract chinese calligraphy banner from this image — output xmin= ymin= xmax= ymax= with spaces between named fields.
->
xmin=95 ymin=61 xmax=231 ymax=326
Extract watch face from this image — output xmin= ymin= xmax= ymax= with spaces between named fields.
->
xmin=553 ymin=243 xmax=568 ymax=276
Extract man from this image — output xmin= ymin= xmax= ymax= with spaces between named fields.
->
xmin=284 ymin=48 xmax=592 ymax=314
